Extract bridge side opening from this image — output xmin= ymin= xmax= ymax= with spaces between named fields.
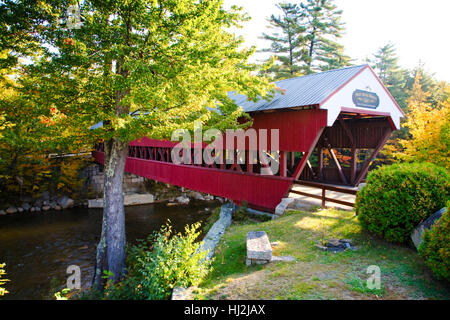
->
xmin=298 ymin=112 xmax=393 ymax=186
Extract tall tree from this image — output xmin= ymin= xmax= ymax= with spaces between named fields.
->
xmin=370 ymin=43 xmax=408 ymax=110
xmin=300 ymin=0 xmax=350 ymax=73
xmin=6 ymin=0 xmax=273 ymax=290
xmin=261 ymin=3 xmax=306 ymax=79
xmin=261 ymin=0 xmax=350 ymax=78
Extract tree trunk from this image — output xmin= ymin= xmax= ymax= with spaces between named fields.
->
xmin=92 ymin=137 xmax=128 ymax=291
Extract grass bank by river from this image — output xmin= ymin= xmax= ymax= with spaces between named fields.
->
xmin=192 ymin=208 xmax=450 ymax=300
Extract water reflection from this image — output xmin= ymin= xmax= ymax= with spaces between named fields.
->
xmin=0 ymin=201 xmax=216 ymax=300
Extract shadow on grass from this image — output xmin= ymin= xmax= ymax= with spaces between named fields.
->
xmin=198 ymin=208 xmax=450 ymax=300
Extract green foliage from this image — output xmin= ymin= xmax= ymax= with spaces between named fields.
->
xmin=261 ymin=0 xmax=350 ymax=79
xmin=54 ymin=288 xmax=71 ymax=300
xmin=370 ymin=43 xmax=409 ymax=111
xmin=300 ymin=0 xmax=351 ymax=73
xmin=10 ymin=0 xmax=275 ymax=149
xmin=104 ymin=221 xmax=211 ymax=300
xmin=233 ymin=200 xmax=249 ymax=222
xmin=344 ymin=272 xmax=384 ymax=297
xmin=261 ymin=3 xmax=306 ymax=79
xmin=356 ymin=163 xmax=449 ymax=243
xmin=418 ymin=204 xmax=450 ymax=281
xmin=0 ymin=153 xmax=90 ymax=204
xmin=0 ymin=263 xmax=9 ymax=296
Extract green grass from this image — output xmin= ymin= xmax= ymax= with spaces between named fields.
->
xmin=192 ymin=208 xmax=450 ymax=300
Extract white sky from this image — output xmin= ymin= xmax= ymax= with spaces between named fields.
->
xmin=224 ymin=0 xmax=450 ymax=81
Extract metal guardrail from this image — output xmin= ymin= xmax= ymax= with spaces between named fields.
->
xmin=291 ymin=180 xmax=358 ymax=209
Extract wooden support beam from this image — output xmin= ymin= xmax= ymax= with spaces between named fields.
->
xmin=327 ymin=147 xmax=348 ymax=185
xmin=339 ymin=118 xmax=355 ymax=146
xmin=306 ymin=159 xmax=315 ymax=178
xmin=293 ymin=127 xmax=325 ymax=180
xmin=354 ymin=128 xmax=392 ymax=186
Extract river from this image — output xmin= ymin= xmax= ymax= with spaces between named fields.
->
xmin=0 ymin=201 xmax=217 ymax=300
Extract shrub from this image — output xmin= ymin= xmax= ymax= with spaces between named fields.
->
xmin=104 ymin=221 xmax=211 ymax=300
xmin=356 ymin=162 xmax=449 ymax=243
xmin=418 ymin=203 xmax=449 ymax=281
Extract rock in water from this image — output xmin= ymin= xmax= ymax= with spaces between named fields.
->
xmin=175 ymin=195 xmax=190 ymax=204
xmin=57 ymin=196 xmax=74 ymax=209
xmin=6 ymin=206 xmax=17 ymax=214
xmin=411 ymin=207 xmax=446 ymax=249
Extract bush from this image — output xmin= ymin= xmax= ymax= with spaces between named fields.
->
xmin=418 ymin=203 xmax=449 ymax=281
xmin=104 ymin=221 xmax=211 ymax=300
xmin=356 ymin=163 xmax=449 ymax=243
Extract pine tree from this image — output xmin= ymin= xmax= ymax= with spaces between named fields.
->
xmin=370 ymin=43 xmax=408 ymax=110
xmin=261 ymin=3 xmax=307 ymax=79
xmin=300 ymin=0 xmax=350 ymax=73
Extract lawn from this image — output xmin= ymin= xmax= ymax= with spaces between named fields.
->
xmin=191 ymin=208 xmax=450 ymax=300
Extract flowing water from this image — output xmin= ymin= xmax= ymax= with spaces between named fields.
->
xmin=0 ymin=201 xmax=217 ymax=300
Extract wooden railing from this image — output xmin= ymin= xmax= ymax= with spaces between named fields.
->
xmin=290 ymin=180 xmax=358 ymax=209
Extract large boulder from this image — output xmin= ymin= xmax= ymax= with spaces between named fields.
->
xmin=124 ymin=193 xmax=155 ymax=206
xmin=175 ymin=195 xmax=190 ymax=205
xmin=411 ymin=207 xmax=446 ymax=249
xmin=57 ymin=196 xmax=74 ymax=209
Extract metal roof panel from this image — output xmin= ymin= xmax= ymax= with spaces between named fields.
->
xmin=229 ymin=64 xmax=367 ymax=112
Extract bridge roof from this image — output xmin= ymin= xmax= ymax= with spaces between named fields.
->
xmin=228 ymin=65 xmax=368 ymax=112
xmin=229 ymin=64 xmax=404 ymax=129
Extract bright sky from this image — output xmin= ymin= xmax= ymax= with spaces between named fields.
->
xmin=224 ymin=0 xmax=450 ymax=82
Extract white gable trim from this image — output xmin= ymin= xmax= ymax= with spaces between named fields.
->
xmin=319 ymin=66 xmax=404 ymax=130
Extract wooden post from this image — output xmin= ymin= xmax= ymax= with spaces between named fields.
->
xmin=318 ymin=147 xmax=323 ymax=180
xmin=280 ymin=151 xmax=287 ymax=177
xmin=351 ymin=147 xmax=357 ymax=184
xmin=321 ymin=187 xmax=326 ymax=208
xmin=328 ymin=147 xmax=348 ymax=184
xmin=290 ymin=151 xmax=295 ymax=170
xmin=246 ymin=150 xmax=254 ymax=173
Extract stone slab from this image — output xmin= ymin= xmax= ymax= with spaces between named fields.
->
xmin=275 ymin=198 xmax=295 ymax=215
xmin=271 ymin=255 xmax=295 ymax=262
xmin=201 ymin=203 xmax=233 ymax=261
xmin=88 ymin=193 xmax=155 ymax=208
xmin=246 ymin=231 xmax=272 ymax=261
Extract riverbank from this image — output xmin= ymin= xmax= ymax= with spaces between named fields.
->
xmin=191 ymin=208 xmax=450 ymax=300
xmin=0 ymin=200 xmax=219 ymax=300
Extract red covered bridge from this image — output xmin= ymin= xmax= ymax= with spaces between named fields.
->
xmin=93 ymin=64 xmax=404 ymax=212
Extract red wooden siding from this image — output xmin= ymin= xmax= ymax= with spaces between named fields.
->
xmin=93 ymin=151 xmax=293 ymax=211
xmin=250 ymin=109 xmax=327 ymax=152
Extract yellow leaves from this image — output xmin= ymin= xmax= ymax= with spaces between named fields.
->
xmin=398 ymin=74 xmax=450 ymax=169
